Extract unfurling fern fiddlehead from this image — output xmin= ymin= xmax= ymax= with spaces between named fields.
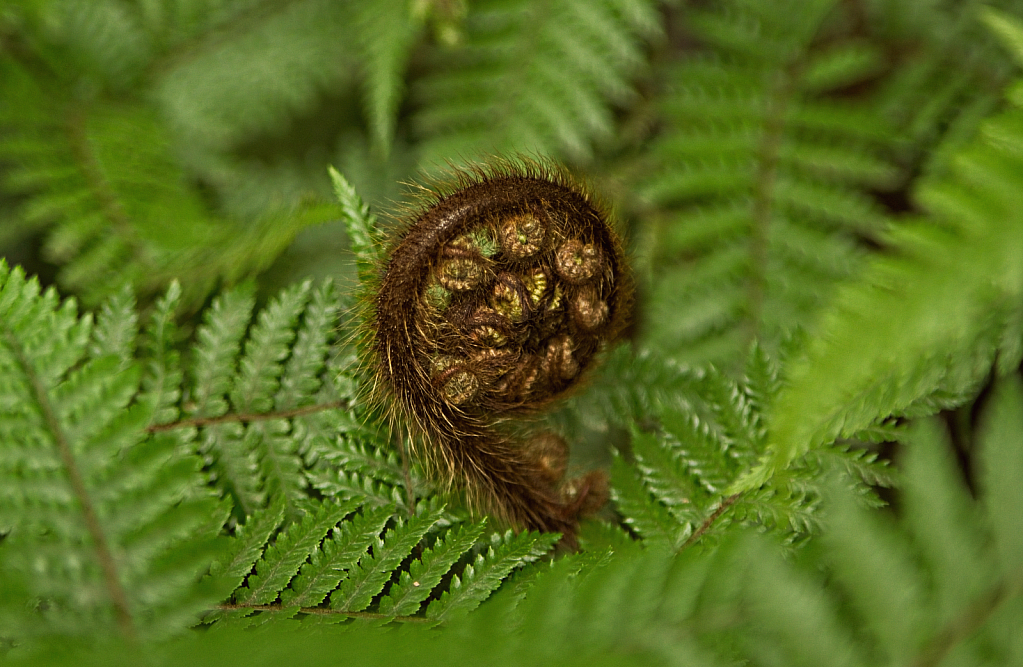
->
xmin=369 ymin=160 xmax=631 ymax=540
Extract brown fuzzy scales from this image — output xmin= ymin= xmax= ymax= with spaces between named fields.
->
xmin=369 ymin=159 xmax=631 ymax=542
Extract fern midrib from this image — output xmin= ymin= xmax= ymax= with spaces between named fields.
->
xmin=1 ymin=326 xmax=137 ymax=639
xmin=745 ymin=68 xmax=794 ymax=351
xmin=215 ymin=602 xmax=429 ymax=623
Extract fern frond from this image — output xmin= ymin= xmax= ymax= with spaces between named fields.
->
xmin=743 ymin=399 xmax=1023 ymax=667
xmin=354 ymin=0 xmax=422 ymax=156
xmin=378 ymin=519 xmax=488 ymax=617
xmin=414 ymin=0 xmax=659 ymax=163
xmin=230 ymin=281 xmax=310 ymax=413
xmin=425 ymin=529 xmax=560 ymax=622
xmin=754 ymin=59 xmax=1023 ymax=488
xmin=237 ymin=499 xmax=361 ymax=605
xmin=609 ymin=450 xmax=686 ymax=548
xmin=0 ymin=58 xmax=330 ymax=308
xmin=210 ymin=497 xmax=288 ymax=590
xmin=308 ymin=466 xmax=410 ymax=510
xmin=275 ymin=279 xmax=341 ymax=411
xmin=153 ymin=0 xmax=356 ymax=152
xmin=282 ymin=505 xmax=395 ymax=608
xmin=329 ymin=166 xmax=381 ymax=281
xmin=89 ymin=283 xmax=137 ymax=367
xmin=331 ymin=505 xmax=446 ymax=613
xmin=0 ymin=262 xmax=230 ymax=639
xmin=613 ymin=345 xmax=889 ymax=547
xmin=641 ymin=0 xmax=896 ymax=367
xmin=139 ymin=281 xmax=184 ymax=425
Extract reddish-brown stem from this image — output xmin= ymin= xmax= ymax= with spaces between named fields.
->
xmin=215 ymin=603 xmax=429 ymax=624
xmin=678 ymin=493 xmax=742 ymax=552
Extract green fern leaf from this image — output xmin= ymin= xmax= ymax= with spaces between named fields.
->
xmin=0 ymin=262 xmax=229 ymax=639
xmin=275 ymin=279 xmax=341 ymax=411
xmin=308 ymin=466 xmax=410 ymax=509
xmin=329 ymin=166 xmax=380 ymax=281
xmin=237 ymin=499 xmax=361 ymax=605
xmin=609 ymin=449 xmax=685 ymax=547
xmin=752 ymin=66 xmax=1023 ymax=489
xmin=210 ymin=497 xmax=288 ymax=589
xmin=641 ymin=0 xmax=895 ymax=367
xmin=628 ymin=428 xmax=702 ymax=527
xmin=283 ymin=504 xmax=394 ymax=608
xmin=978 ymin=376 xmax=1023 ymax=579
xmin=331 ymin=506 xmax=446 ymax=613
xmin=378 ymin=520 xmax=487 ymax=617
xmin=414 ymin=0 xmax=659 ymax=162
xmin=188 ymin=285 xmax=255 ymax=419
xmin=230 ymin=281 xmax=310 ymax=413
xmin=139 ymin=280 xmax=184 ymax=425
xmin=355 ymin=0 xmax=422 ymax=156
xmin=89 ymin=284 xmax=137 ymax=368
xmin=425 ymin=529 xmax=560 ymax=622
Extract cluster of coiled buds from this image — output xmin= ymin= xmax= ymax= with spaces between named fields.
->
xmin=371 ymin=160 xmax=629 ymax=541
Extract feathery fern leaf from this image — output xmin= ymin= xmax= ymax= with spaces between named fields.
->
xmin=377 ymin=519 xmax=488 ymax=617
xmin=139 ymin=281 xmax=184 ymax=426
xmin=331 ymin=505 xmax=446 ymax=613
xmin=414 ymin=0 xmax=660 ymax=163
xmin=641 ymin=0 xmax=896 ymax=367
xmin=754 ymin=40 xmax=1023 ymax=488
xmin=0 ymin=262 xmax=230 ymax=639
xmin=612 ymin=345 xmax=892 ymax=547
xmin=743 ymin=400 xmax=1023 ymax=667
xmin=425 ymin=529 xmax=560 ymax=622
xmin=281 ymin=504 xmax=395 ymax=608
xmin=330 ymin=166 xmax=381 ymax=282
xmin=0 ymin=55 xmax=331 ymax=308
xmin=354 ymin=0 xmax=422 ymax=156
xmin=237 ymin=499 xmax=361 ymax=605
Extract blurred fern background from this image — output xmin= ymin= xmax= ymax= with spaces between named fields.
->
xmin=3 ymin=0 xmax=1023 ymax=664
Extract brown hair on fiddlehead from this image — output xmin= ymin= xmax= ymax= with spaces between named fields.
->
xmin=368 ymin=158 xmax=630 ymax=543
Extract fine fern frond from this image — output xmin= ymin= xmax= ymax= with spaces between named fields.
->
xmin=329 ymin=166 xmax=381 ymax=283
xmin=742 ymin=399 xmax=1023 ymax=667
xmin=612 ymin=345 xmax=892 ymax=547
xmin=139 ymin=280 xmax=184 ymax=426
xmin=237 ymin=499 xmax=361 ymax=606
xmin=377 ymin=519 xmax=488 ymax=617
xmin=640 ymin=0 xmax=896 ymax=367
xmin=425 ymin=529 xmax=560 ymax=622
xmin=0 ymin=57 xmax=333 ymax=308
xmin=413 ymin=0 xmax=660 ymax=163
xmin=210 ymin=497 xmax=288 ymax=592
xmin=754 ymin=57 xmax=1023 ymax=488
xmin=281 ymin=504 xmax=395 ymax=608
xmin=353 ymin=0 xmax=422 ymax=156
xmin=330 ymin=505 xmax=446 ymax=613
xmin=0 ymin=262 xmax=230 ymax=640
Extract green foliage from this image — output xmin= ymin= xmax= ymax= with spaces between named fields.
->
xmin=414 ymin=0 xmax=661 ymax=164
xmin=610 ymin=345 xmax=895 ymax=549
xmin=0 ymin=261 xmax=230 ymax=640
xmin=750 ymin=20 xmax=1023 ymax=486
xmin=641 ymin=0 xmax=895 ymax=366
xmin=4 ymin=1 xmax=1023 ymax=666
